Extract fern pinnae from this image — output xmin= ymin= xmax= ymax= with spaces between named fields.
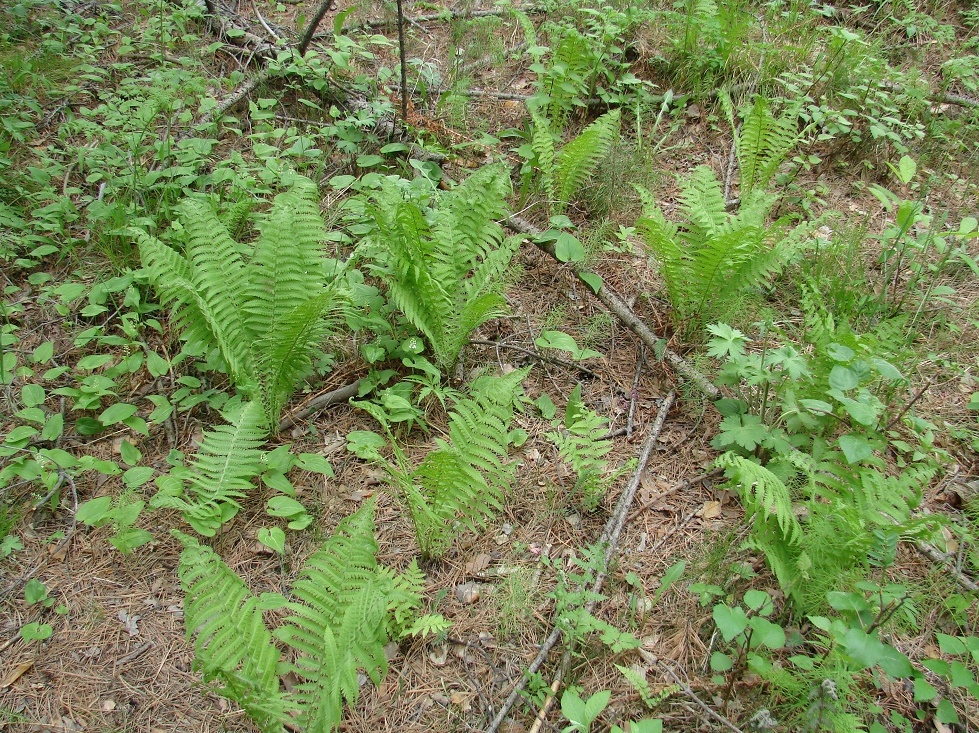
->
xmin=176 ymin=532 xmax=287 ymax=732
xmin=554 ymin=109 xmax=621 ymax=214
xmin=530 ymin=109 xmax=557 ymax=205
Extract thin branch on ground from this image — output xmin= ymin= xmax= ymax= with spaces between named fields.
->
xmin=506 ymin=215 xmax=721 ymax=401
xmin=278 ymin=379 xmax=362 ymax=432
xmin=627 ymin=468 xmax=723 ymax=523
xmin=468 ymin=339 xmax=605 ymax=381
xmin=484 ymin=393 xmax=675 ymax=733
xmin=638 ymin=652 xmax=746 ymax=733
xmin=885 ymin=378 xmax=933 ymax=431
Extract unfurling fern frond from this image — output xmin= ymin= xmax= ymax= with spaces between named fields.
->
xmin=382 ymin=369 xmax=528 ymax=557
xmin=151 ymin=401 xmax=267 ymax=536
xmin=176 ymin=531 xmax=287 ymax=733
xmin=547 ymin=384 xmax=614 ymax=511
xmin=361 ymin=165 xmax=517 ymax=371
xmin=177 ymin=503 xmax=423 ymax=733
xmin=135 ymin=173 xmax=346 ymax=429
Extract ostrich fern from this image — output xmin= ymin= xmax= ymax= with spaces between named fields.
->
xmin=361 ymin=164 xmax=520 ymax=372
xmin=134 ymin=174 xmax=345 ymax=429
xmin=360 ymin=369 xmax=529 ymax=557
xmin=530 ymin=108 xmax=621 ymax=215
xmin=637 ymin=165 xmax=817 ymax=336
xmin=176 ymin=503 xmax=424 ymax=733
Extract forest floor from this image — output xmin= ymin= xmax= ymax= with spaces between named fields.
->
xmin=2 ymin=0 xmax=979 ymax=731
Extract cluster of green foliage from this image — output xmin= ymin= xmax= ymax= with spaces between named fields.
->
xmin=3 ymin=0 xmax=979 ymax=730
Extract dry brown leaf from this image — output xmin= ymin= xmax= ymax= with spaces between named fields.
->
xmin=699 ymin=501 xmax=722 ymax=519
xmin=1 ymin=661 xmax=34 ymax=688
xmin=449 ymin=691 xmax=472 ymax=711
xmin=464 ymin=553 xmax=492 ymax=576
xmin=454 ymin=582 xmax=481 ymax=604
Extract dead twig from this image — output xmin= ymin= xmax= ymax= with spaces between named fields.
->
xmin=468 ymin=339 xmax=605 ymax=381
xmin=484 ymin=393 xmax=675 ymax=733
xmin=278 ymin=379 xmax=362 ymax=432
xmin=506 ymin=215 xmax=720 ymax=401
xmin=885 ymin=378 xmax=932 ymax=432
xmin=639 ymin=653 xmax=747 ymax=733
xmin=627 ymin=468 xmax=723 ymax=523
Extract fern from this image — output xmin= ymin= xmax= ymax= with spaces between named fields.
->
xmin=361 ymin=165 xmax=519 ymax=372
xmin=638 ymin=165 xmax=818 ymax=336
xmin=176 ymin=503 xmax=423 ymax=733
xmin=176 ymin=531 xmax=287 ymax=732
xmin=716 ymin=452 xmax=803 ymax=593
xmin=381 ymin=369 xmax=528 ymax=557
xmin=135 ymin=174 xmax=346 ymax=429
xmin=547 ymin=384 xmax=614 ymax=511
xmin=151 ymin=401 xmax=267 ymax=536
xmin=720 ymin=91 xmax=804 ymax=199
xmin=530 ymin=109 xmax=621 ymax=215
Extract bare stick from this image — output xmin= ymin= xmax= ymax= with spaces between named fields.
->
xmin=484 ymin=394 xmax=675 ymax=733
xmin=627 ymin=468 xmax=723 ymax=522
xmin=639 ymin=653 xmax=746 ymax=733
xmin=298 ymin=0 xmax=338 ymax=55
xmin=278 ymin=379 xmax=361 ymax=432
xmin=506 ymin=215 xmax=720 ymax=400
xmin=885 ymin=378 xmax=932 ymax=431
xmin=468 ymin=339 xmax=604 ymax=381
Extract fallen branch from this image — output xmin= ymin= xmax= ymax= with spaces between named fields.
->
xmin=468 ymin=338 xmax=605 ymax=381
xmin=484 ymin=393 xmax=675 ymax=733
xmin=506 ymin=215 xmax=720 ymax=400
xmin=278 ymin=379 xmax=361 ymax=432
xmin=638 ymin=652 xmax=747 ymax=733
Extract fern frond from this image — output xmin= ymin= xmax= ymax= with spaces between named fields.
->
xmin=176 ymin=531 xmax=287 ymax=732
xmin=243 ymin=180 xmax=330 ymax=362
xmin=276 ymin=503 xmax=392 ymax=732
xmin=389 ymin=369 xmax=528 ymax=557
xmin=547 ymin=384 xmax=613 ymax=510
xmin=678 ymin=166 xmax=729 ymax=239
xmin=554 ymin=110 xmax=620 ymax=215
xmin=530 ymin=110 xmax=557 ymax=205
xmin=180 ymin=197 xmax=253 ymax=382
xmin=152 ymin=401 xmax=268 ymax=536
xmin=256 ymin=284 xmax=345 ymax=428
xmin=717 ymin=452 xmax=801 ymax=545
xmin=736 ymin=95 xmax=803 ymax=199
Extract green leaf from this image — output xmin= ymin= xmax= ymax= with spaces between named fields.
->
xmin=838 ymin=434 xmax=874 ymax=464
xmin=347 ymin=431 xmax=387 ymax=460
xmin=76 ymin=354 xmax=114 ymax=370
xmin=829 ymin=366 xmax=859 ymax=391
xmin=32 ymin=342 xmax=54 ymax=363
xmin=120 ymin=441 xmax=142 ymax=466
xmin=21 ymin=384 xmax=45 ymax=408
xmin=710 ymin=651 xmax=734 ymax=671
xmin=552 ymin=232 xmax=585 ymax=263
xmin=748 ymin=617 xmax=785 ymax=649
xmin=76 ymin=496 xmax=114 ymax=526
xmin=21 ymin=622 xmax=53 ymax=642
xmin=74 ymin=417 xmax=105 ymax=436
xmin=267 ymin=495 xmax=307 ymax=519
xmin=99 ymin=403 xmax=139 ymax=426
xmin=296 ymin=453 xmax=334 ymax=476
xmin=712 ymin=413 xmax=768 ymax=451
xmin=146 ymin=350 xmax=170 ymax=378
xmin=743 ymin=590 xmax=772 ymax=613
xmin=5 ymin=425 xmax=38 ymax=444
xmin=123 ymin=466 xmax=155 ymax=488
xmin=535 ymin=394 xmax=556 ymax=419
xmin=41 ymin=414 xmax=64 ymax=442
xmin=109 ymin=527 xmax=154 ymax=553
xmin=25 ymin=578 xmax=49 ymax=605
xmin=713 ymin=603 xmax=749 ymax=642
xmin=579 ymin=272 xmax=602 ymax=294
xmin=258 ymin=527 xmax=286 ymax=553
